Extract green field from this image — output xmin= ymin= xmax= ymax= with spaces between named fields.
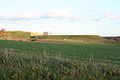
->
xmin=0 ymin=40 xmax=120 ymax=80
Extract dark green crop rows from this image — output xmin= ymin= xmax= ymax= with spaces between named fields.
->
xmin=0 ymin=40 xmax=120 ymax=64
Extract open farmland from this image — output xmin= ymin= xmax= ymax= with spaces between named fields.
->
xmin=0 ymin=40 xmax=120 ymax=63
xmin=0 ymin=40 xmax=120 ymax=80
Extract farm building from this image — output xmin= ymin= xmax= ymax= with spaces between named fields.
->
xmin=31 ymin=32 xmax=42 ymax=36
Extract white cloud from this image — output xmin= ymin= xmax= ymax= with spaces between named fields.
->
xmin=46 ymin=10 xmax=72 ymax=18
xmin=91 ymin=12 xmax=118 ymax=22
xmin=0 ymin=20 xmax=23 ymax=24
xmin=105 ymin=12 xmax=118 ymax=20
xmin=0 ymin=11 xmax=83 ymax=24
xmin=105 ymin=12 xmax=118 ymax=19
xmin=16 ymin=13 xmax=41 ymax=18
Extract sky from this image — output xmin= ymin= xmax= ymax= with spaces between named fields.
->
xmin=0 ymin=0 xmax=120 ymax=36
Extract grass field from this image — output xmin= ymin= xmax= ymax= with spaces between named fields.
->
xmin=0 ymin=40 xmax=120 ymax=80
xmin=0 ymin=40 xmax=120 ymax=63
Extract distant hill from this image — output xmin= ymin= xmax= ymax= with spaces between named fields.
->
xmin=36 ymin=35 xmax=106 ymax=43
xmin=115 ymin=36 xmax=120 ymax=38
xmin=5 ymin=31 xmax=104 ymax=41
xmin=6 ymin=31 xmax=31 ymax=38
xmin=103 ymin=36 xmax=120 ymax=42
xmin=42 ymin=35 xmax=103 ymax=40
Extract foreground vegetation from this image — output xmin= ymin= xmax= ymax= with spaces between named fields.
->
xmin=0 ymin=40 xmax=120 ymax=79
xmin=0 ymin=48 xmax=120 ymax=80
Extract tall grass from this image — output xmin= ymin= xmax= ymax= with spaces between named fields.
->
xmin=0 ymin=48 xmax=120 ymax=80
